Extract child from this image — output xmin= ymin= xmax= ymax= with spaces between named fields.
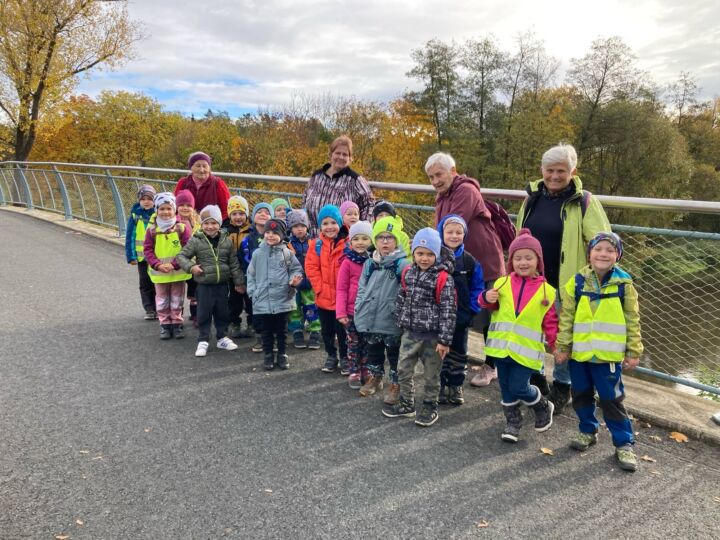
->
xmin=354 ymin=216 xmax=410 ymax=403
xmin=372 ymin=200 xmax=397 ymax=222
xmin=125 ymin=184 xmax=157 ymax=320
xmin=382 ymin=228 xmax=456 ymax=427
xmin=437 ymin=215 xmax=485 ymax=406
xmin=142 ymin=192 xmax=192 ymax=339
xmin=178 ymin=205 xmax=245 ymax=357
xmin=247 ymin=218 xmax=304 ymax=370
xmin=555 ymin=232 xmax=642 ymax=472
xmin=225 ymin=195 xmax=252 ymax=339
xmin=240 ymin=202 xmax=274 ymax=352
xmin=339 ymin=201 xmax=360 ymax=230
xmin=176 ymin=189 xmax=200 ymax=325
xmin=270 ymin=198 xmax=291 ymax=221
xmin=480 ymin=229 xmax=557 ymax=443
xmin=305 ymin=204 xmax=349 ymax=373
xmin=287 ymin=210 xmax=322 ymax=349
xmin=336 ymin=221 xmax=372 ymax=385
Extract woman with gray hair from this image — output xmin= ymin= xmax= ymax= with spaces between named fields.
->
xmin=174 ymin=151 xmax=232 ymax=221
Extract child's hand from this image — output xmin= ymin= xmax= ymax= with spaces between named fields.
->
xmin=289 ymin=275 xmax=302 ymax=287
xmin=129 ymin=260 xmax=138 ymax=266
xmin=484 ymin=289 xmax=499 ymax=303
xmin=554 ymin=351 xmax=570 ymax=364
xmin=235 ymin=285 xmax=245 ymax=293
xmin=190 ymin=265 xmax=204 ymax=276
xmin=158 ymin=263 xmax=174 ymax=273
xmin=622 ymin=357 xmax=639 ymax=370
xmin=436 ymin=343 xmax=449 ymax=359
xmin=337 ymin=317 xmax=349 ymax=327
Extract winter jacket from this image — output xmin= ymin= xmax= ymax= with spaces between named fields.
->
xmin=174 ymin=175 xmax=232 ymax=220
xmin=301 ymin=164 xmax=374 ymax=232
xmin=556 ymin=265 xmax=643 ymax=359
xmin=335 ymin=249 xmax=368 ymax=319
xmin=224 ymin=221 xmax=251 ymax=256
xmin=305 ymin=230 xmax=348 ymax=310
xmin=142 ymin=222 xmax=192 ymax=271
xmin=125 ymin=203 xmax=155 ymax=262
xmin=395 ymin=253 xmax=457 ymax=345
xmin=247 ymin=242 xmax=303 ymax=315
xmin=239 ymin=228 xmax=263 ymax=272
xmin=177 ymin=229 xmax=245 ymax=286
xmin=354 ymin=249 xmax=410 ymax=336
xmin=479 ymin=273 xmax=559 ymax=350
xmin=434 ymin=175 xmax=505 ymax=281
xmin=288 ymin=234 xmax=313 ymax=290
xmin=516 ymin=176 xmax=611 ymax=291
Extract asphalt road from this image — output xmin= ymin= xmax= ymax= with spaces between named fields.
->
xmin=1 ymin=210 xmax=719 ymax=539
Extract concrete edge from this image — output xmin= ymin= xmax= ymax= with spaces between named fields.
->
xmin=624 ymin=406 xmax=720 ymax=447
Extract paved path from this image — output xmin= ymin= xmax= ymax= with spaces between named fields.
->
xmin=1 ymin=211 xmax=719 ymax=539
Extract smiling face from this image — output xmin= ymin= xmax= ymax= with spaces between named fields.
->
xmin=177 ymin=204 xmax=194 ymax=220
xmin=427 ymin=164 xmax=456 ymax=195
xmin=202 ymin=219 xmax=220 ymax=237
xmin=139 ymin=196 xmax=154 ymax=210
xmin=274 ymin=206 xmax=287 ymax=219
xmin=328 ymin=145 xmax=351 ymax=173
xmin=343 ymin=207 xmax=360 ymax=228
xmin=512 ymin=248 xmax=539 ymax=278
xmin=190 ymin=159 xmax=211 ymax=182
xmin=541 ymin=161 xmax=575 ymax=194
xmin=413 ymin=246 xmax=436 ymax=271
xmin=264 ymin=230 xmax=282 ymax=246
xmin=350 ymin=233 xmax=372 ymax=253
xmin=375 ymin=233 xmax=397 ymax=256
xmin=320 ymin=217 xmax=339 ymax=239
xmin=589 ymin=240 xmax=618 ymax=275
xmin=230 ymin=211 xmax=247 ymax=226
xmin=253 ymin=208 xmax=271 ymax=227
xmin=443 ymin=222 xmax=464 ymax=250
xmin=156 ymin=203 xmax=175 ymax=220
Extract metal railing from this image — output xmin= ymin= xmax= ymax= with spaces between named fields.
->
xmin=2 ymin=160 xmax=719 ymax=397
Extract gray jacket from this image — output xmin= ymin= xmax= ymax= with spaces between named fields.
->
xmin=178 ymin=230 xmax=244 ymax=286
xmin=247 ymin=241 xmax=304 ymax=315
xmin=354 ymin=249 xmax=410 ymax=335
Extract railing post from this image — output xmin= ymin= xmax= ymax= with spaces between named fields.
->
xmin=0 ymin=170 xmax=5 ymax=205
xmin=52 ymin=165 xmax=73 ymax=220
xmin=105 ymin=168 xmax=126 ymax=236
xmin=15 ymin=164 xmax=34 ymax=209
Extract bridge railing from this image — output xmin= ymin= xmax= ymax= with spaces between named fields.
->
xmin=2 ymin=160 xmax=719 ymax=397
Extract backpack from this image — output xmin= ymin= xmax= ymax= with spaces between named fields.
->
xmin=574 ymin=273 xmax=625 ymax=304
xmin=401 ymin=266 xmax=450 ymax=305
xmin=485 ymin=199 xmax=516 ymax=251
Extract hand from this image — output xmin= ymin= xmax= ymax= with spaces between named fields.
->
xmin=289 ymin=275 xmax=303 ymax=287
xmin=190 ymin=265 xmax=204 ymax=276
xmin=129 ymin=260 xmax=138 ymax=266
xmin=484 ymin=289 xmax=499 ymax=303
xmin=554 ymin=351 xmax=570 ymax=364
xmin=436 ymin=343 xmax=449 ymax=359
xmin=158 ymin=263 xmax=174 ymax=273
xmin=337 ymin=317 xmax=350 ymax=327
xmin=622 ymin=357 xmax=639 ymax=371
xmin=235 ymin=285 xmax=245 ymax=293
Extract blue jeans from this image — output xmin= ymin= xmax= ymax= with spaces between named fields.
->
xmin=495 ymin=356 xmax=540 ymax=405
xmin=551 ymin=295 xmax=571 ymax=384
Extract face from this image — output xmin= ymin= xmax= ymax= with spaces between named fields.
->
xmin=375 ymin=233 xmax=397 ymax=256
xmin=202 ymin=219 xmax=220 ymax=237
xmin=343 ymin=207 xmax=360 ymax=227
xmin=190 ymin=159 xmax=211 ymax=182
xmin=291 ymin=224 xmax=308 ymax=240
xmin=156 ymin=203 xmax=175 ymax=220
xmin=274 ymin=206 xmax=287 ymax=219
xmin=589 ymin=241 xmax=618 ymax=274
xmin=139 ymin=196 xmax=154 ymax=210
xmin=427 ymin=164 xmax=456 ymax=195
xmin=320 ymin=217 xmax=339 ymax=239
xmin=443 ymin=223 xmax=464 ymax=249
xmin=541 ymin=162 xmax=575 ymax=194
xmin=512 ymin=248 xmax=539 ymax=277
xmin=177 ymin=204 xmax=193 ymax=218
xmin=351 ymin=234 xmax=372 ymax=253
xmin=230 ymin=211 xmax=247 ymax=225
xmin=254 ymin=208 xmax=271 ymax=227
xmin=264 ymin=230 xmax=282 ymax=246
xmin=374 ymin=211 xmax=391 ymax=222
xmin=329 ymin=145 xmax=351 ymax=171
xmin=413 ymin=247 xmax=436 ymax=271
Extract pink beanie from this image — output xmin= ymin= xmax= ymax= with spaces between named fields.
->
xmin=176 ymin=189 xmax=195 ymax=208
xmin=339 ymin=201 xmax=359 ymax=217
xmin=507 ymin=228 xmax=544 ymax=275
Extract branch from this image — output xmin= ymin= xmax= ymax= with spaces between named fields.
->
xmin=0 ymin=98 xmax=18 ymax=125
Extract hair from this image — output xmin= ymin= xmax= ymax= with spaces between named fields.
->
xmin=329 ymin=135 xmax=353 ymax=157
xmin=424 ymin=152 xmax=456 ymax=173
xmin=178 ymin=206 xmax=201 ymax=230
xmin=541 ymin=143 xmax=577 ymax=171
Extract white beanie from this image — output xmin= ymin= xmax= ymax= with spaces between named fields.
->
xmin=349 ymin=220 xmax=373 ymax=239
xmin=153 ymin=192 xmax=176 ymax=210
xmin=200 ymin=204 xmax=222 ymax=224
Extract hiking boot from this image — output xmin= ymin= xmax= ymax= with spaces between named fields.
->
xmin=174 ymin=325 xmax=185 ymax=339
xmin=382 ymin=397 xmax=415 ymax=418
xmin=348 ymin=373 xmax=362 ymax=389
xmin=415 ymin=403 xmax=439 ymax=427
xmin=144 ymin=310 xmax=157 ymax=320
xmin=438 ymin=385 xmax=449 ymax=405
xmin=532 ymin=397 xmax=554 ymax=432
xmin=616 ymin=445 xmax=638 ymax=472
xmin=276 ymin=353 xmax=289 ymax=370
xmin=470 ymin=364 xmax=497 ymax=387
xmin=293 ymin=331 xmax=306 ymax=349
xmin=263 ymin=354 xmax=275 ymax=371
xmin=252 ymin=335 xmax=263 ymax=353
xmin=359 ymin=375 xmax=384 ymax=396
xmin=384 ymin=383 xmax=400 ymax=405
xmin=548 ymin=382 xmax=572 ymax=414
xmin=570 ymin=432 xmax=598 ymax=452
xmin=448 ymin=385 xmax=465 ymax=405
xmin=159 ymin=325 xmax=172 ymax=340
xmin=307 ymin=332 xmax=321 ymax=349
xmin=339 ymin=357 xmax=350 ymax=376
xmin=228 ymin=322 xmax=243 ymax=339
xmin=530 ymin=372 xmax=551 ymax=396
xmin=195 ymin=341 xmax=209 ymax=357
xmin=217 ymin=337 xmax=238 ymax=351
xmin=501 ymin=404 xmax=523 ymax=443
xmin=321 ymin=356 xmax=338 ymax=373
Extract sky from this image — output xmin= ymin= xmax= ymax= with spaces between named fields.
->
xmin=76 ymin=0 xmax=720 ymax=118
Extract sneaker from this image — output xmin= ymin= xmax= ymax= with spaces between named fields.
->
xmin=339 ymin=357 xmax=350 ymax=376
xmin=276 ymin=353 xmax=289 ymax=370
xmin=252 ymin=335 xmax=263 ymax=353
xmin=382 ymin=397 xmax=416 ymax=418
xmin=448 ymin=385 xmax=465 ymax=405
xmin=501 ymin=404 xmax=523 ymax=443
xmin=228 ymin=322 xmax=243 ymax=339
xmin=359 ymin=375 xmax=384 ymax=397
xmin=548 ymin=382 xmax=572 ymax=414
xmin=616 ymin=445 xmax=638 ymax=472
xmin=144 ymin=310 xmax=157 ymax=320
xmin=217 ymin=337 xmax=238 ymax=351
xmin=321 ymin=356 xmax=338 ymax=373
xmin=415 ymin=403 xmax=439 ymax=427
xmin=470 ymin=364 xmax=497 ymax=387
xmin=438 ymin=385 xmax=449 ymax=405
xmin=307 ymin=332 xmax=321 ymax=349
xmin=195 ymin=341 xmax=209 ymax=357
xmin=174 ymin=325 xmax=185 ymax=339
xmin=384 ymin=383 xmax=400 ymax=405
xmin=532 ymin=397 xmax=554 ymax=432
xmin=263 ymin=354 xmax=275 ymax=371
xmin=570 ymin=432 xmax=598 ymax=452
xmin=159 ymin=325 xmax=172 ymax=340
xmin=293 ymin=331 xmax=306 ymax=349
xmin=348 ymin=373 xmax=362 ymax=389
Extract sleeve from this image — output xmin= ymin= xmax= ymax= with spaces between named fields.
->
xmin=515 ymin=197 xmax=529 ymax=232
xmin=556 ymin=276 xmax=578 ymax=353
xmin=623 ymin=282 xmax=644 ymax=358
xmin=230 ymin=244 xmax=246 ymax=287
xmin=177 ymin=237 xmax=196 ymax=272
xmin=239 ymin=237 xmax=250 ymax=271
xmin=582 ymin=195 xmax=612 ymax=243
xmin=246 ymin=254 xmax=256 ymax=298
xmin=335 ymin=260 xmax=350 ymax=320
xmin=217 ymin=179 xmax=231 ymax=220
xmin=173 ymin=178 xmax=184 ymax=196
xmin=287 ymin=251 xmax=303 ymax=299
xmin=143 ymin=228 xmax=161 ymax=269
xmin=443 ymin=183 xmax=487 ymax=222
xmin=469 ymin=260 xmax=485 ymax=314
xmin=542 ymin=301 xmax=559 ymax=352
xmin=478 ymin=290 xmax=499 ymax=311
xmin=125 ymin=214 xmax=137 ymax=262
xmin=394 ymin=275 xmax=407 ymax=328
xmin=354 ymin=261 xmax=370 ymax=310
xmin=172 ymin=225 xmax=193 ymax=269
xmin=305 ymin=240 xmax=322 ymax=293
xmin=355 ymin=175 xmax=375 ymax=221
xmin=438 ymin=275 xmax=458 ymax=345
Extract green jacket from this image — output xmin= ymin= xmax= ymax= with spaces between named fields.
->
xmin=516 ymin=176 xmax=611 ymax=290
xmin=177 ymin=229 xmax=245 ymax=286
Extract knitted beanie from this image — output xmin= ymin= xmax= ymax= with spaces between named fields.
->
xmin=227 ymin=195 xmax=249 ymax=215
xmin=175 ymin=189 xmax=195 ymax=208
xmin=317 ymin=204 xmax=342 ymax=227
xmin=270 ymin=198 xmax=291 ymax=212
xmin=371 ymin=216 xmax=410 ymax=255
xmin=411 ymin=228 xmax=442 ymax=259
xmin=287 ymin=209 xmax=310 ymax=229
xmin=507 ymin=228 xmax=544 ymax=274
xmin=188 ymin=151 xmax=212 ymax=168
xmin=588 ymin=232 xmax=624 ymax=261
xmin=252 ymin=202 xmax=274 ymax=221
xmin=441 ymin=214 xmax=467 ymax=235
xmin=372 ymin=200 xmax=397 ymax=219
xmin=349 ymin=221 xmax=372 ymax=239
xmin=265 ymin=218 xmax=287 ymax=238
xmin=199 ymin=204 xmax=222 ymax=224
xmin=136 ymin=184 xmax=157 ymax=201
xmin=153 ymin=192 xmax=176 ymax=210
xmin=340 ymin=201 xmax=360 ymax=217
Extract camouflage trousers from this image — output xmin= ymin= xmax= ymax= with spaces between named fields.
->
xmin=397 ymin=334 xmax=443 ymax=406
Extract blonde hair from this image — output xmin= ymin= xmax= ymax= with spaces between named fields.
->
xmin=329 ymin=135 xmax=353 ymax=157
xmin=178 ymin=206 xmax=201 ymax=232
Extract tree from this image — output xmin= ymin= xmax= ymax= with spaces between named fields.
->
xmin=667 ymin=71 xmax=699 ymax=127
xmin=0 ymin=0 xmax=141 ymax=161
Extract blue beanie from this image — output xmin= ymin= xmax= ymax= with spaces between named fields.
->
xmin=317 ymin=204 xmax=342 ymax=227
xmin=252 ymin=202 xmax=274 ymax=221
xmin=412 ymin=228 xmax=442 ymax=259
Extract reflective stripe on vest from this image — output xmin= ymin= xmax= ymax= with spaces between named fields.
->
xmin=484 ymin=276 xmax=556 ymax=371
xmin=148 ymin=226 xmax=191 ymax=284
xmin=568 ymin=278 xmax=626 ymax=362
xmin=134 ymin=215 xmax=148 ymax=262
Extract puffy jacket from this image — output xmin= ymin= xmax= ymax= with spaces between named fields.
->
xmin=177 ymin=229 xmax=245 ymax=286
xmin=224 ymin=222 xmax=251 ymax=256
xmin=125 ymin=203 xmax=155 ymax=262
xmin=354 ymin=249 xmax=410 ymax=335
xmin=335 ymin=249 xmax=369 ymax=319
xmin=247 ymin=242 xmax=303 ymax=315
xmin=239 ymin=228 xmax=263 ymax=272
xmin=305 ymin=231 xmax=348 ymax=310
xmin=288 ymin=234 xmax=312 ymax=290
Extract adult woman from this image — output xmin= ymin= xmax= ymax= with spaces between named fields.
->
xmin=515 ymin=143 xmax=611 ymax=412
xmin=302 ymin=136 xmax=374 ymax=232
xmin=174 ymin=151 xmax=232 ymax=221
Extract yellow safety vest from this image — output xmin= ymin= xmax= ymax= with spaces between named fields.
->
xmin=133 ymin=213 xmax=150 ymax=262
xmin=568 ymin=278 xmax=626 ymax=362
xmin=148 ymin=224 xmax=191 ymax=284
xmin=484 ymin=276 xmax=556 ymax=371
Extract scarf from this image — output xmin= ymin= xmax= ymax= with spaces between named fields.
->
xmin=155 ymin=216 xmax=177 ymax=233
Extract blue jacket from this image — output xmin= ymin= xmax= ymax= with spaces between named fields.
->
xmin=289 ymin=234 xmax=312 ymax=290
xmin=247 ymin=242 xmax=304 ymax=315
xmin=239 ymin=227 xmax=263 ymax=272
xmin=124 ymin=202 xmax=155 ymax=263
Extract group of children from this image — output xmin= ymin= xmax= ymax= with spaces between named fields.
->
xmin=126 ymin=185 xmax=643 ymax=472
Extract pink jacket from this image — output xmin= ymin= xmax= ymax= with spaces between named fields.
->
xmin=336 ymin=257 xmax=364 ymax=319
xmin=479 ymin=273 xmax=559 ymax=350
xmin=143 ymin=222 xmax=192 ymax=270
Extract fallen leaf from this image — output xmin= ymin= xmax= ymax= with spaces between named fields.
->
xmin=264 ymin=489 xmax=273 ymax=493
xmin=55 ymin=535 xmax=69 ymax=540
xmin=92 ymin=456 xmax=103 ymax=460
xmin=144 ymin=428 xmax=151 ymax=433
xmin=648 ymin=435 xmax=662 ymax=442
xmin=669 ymin=432 xmax=689 ymax=443
xmin=477 ymin=520 xmax=490 ymax=528
xmin=650 ymin=470 xmax=661 ymax=476
xmin=75 ymin=519 xmax=84 ymax=526
xmin=634 ymin=432 xmax=639 ymax=436
xmin=713 ymin=497 xmax=720 ymax=503
xmin=639 ymin=422 xmax=652 ymax=429
xmin=540 ymin=447 xmax=554 ymax=456
xmin=641 ymin=455 xmax=657 ymax=463
xmin=79 ymin=450 xmax=89 ymax=454
xmin=224 ymin=528 xmax=233 ymax=533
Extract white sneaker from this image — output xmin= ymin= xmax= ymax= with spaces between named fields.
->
xmin=217 ymin=337 xmax=238 ymax=351
xmin=195 ymin=341 xmax=209 ymax=357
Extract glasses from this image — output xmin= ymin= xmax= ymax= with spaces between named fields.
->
xmin=376 ymin=235 xmax=395 ymax=242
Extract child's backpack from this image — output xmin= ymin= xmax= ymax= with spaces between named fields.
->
xmin=400 ymin=266 xmax=450 ymax=305
xmin=574 ymin=273 xmax=625 ymax=303
xmin=485 ymin=199 xmax=516 ymax=251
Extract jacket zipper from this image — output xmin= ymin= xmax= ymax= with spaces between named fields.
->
xmin=203 ymin=235 xmax=221 ymax=283
xmin=515 ymin=277 xmax=526 ymax=317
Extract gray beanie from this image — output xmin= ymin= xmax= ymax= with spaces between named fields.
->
xmin=287 ymin=209 xmax=310 ymax=229
xmin=349 ymin=220 xmax=373 ymax=239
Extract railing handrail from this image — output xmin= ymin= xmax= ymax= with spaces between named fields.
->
xmin=3 ymin=160 xmax=720 ymax=214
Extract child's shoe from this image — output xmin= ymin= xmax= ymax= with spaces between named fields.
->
xmin=339 ymin=357 xmax=350 ymax=376
xmin=384 ymin=383 xmax=400 ymax=405
xmin=359 ymin=375 xmax=384 ymax=396
xmin=548 ymin=382 xmax=571 ymax=414
xmin=276 ymin=353 xmax=289 ymax=370
xmin=348 ymin=373 xmax=362 ymax=389
xmin=307 ymin=332 xmax=321 ymax=349
xmin=569 ymin=432 xmax=598 ymax=452
xmin=195 ymin=341 xmax=209 ymax=357
xmin=532 ymin=397 xmax=554 ymax=432
xmin=438 ymin=385 xmax=449 ymax=404
xmin=321 ymin=356 xmax=338 ymax=373
xmin=217 ymin=337 xmax=238 ymax=351
xmin=530 ymin=372 xmax=551 ymax=396
xmin=252 ymin=335 xmax=263 ymax=353
xmin=382 ymin=396 xmax=415 ymax=418
xmin=144 ymin=310 xmax=157 ymax=320
xmin=263 ymin=354 xmax=274 ymax=370
xmin=448 ymin=385 xmax=465 ymax=405
xmin=616 ymin=445 xmax=638 ymax=472
xmin=415 ymin=402 xmax=439 ymax=427
xmin=293 ymin=331 xmax=306 ymax=349
xmin=470 ymin=364 xmax=497 ymax=387
xmin=174 ymin=325 xmax=185 ymax=339
xmin=501 ymin=404 xmax=523 ymax=443
xmin=159 ymin=325 xmax=173 ymax=340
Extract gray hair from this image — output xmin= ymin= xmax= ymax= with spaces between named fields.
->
xmin=541 ymin=144 xmax=577 ymax=171
xmin=424 ymin=152 xmax=456 ymax=173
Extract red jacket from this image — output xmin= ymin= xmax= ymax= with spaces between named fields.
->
xmin=174 ymin=175 xmax=231 ymax=220
xmin=306 ymin=233 xmax=347 ymax=310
